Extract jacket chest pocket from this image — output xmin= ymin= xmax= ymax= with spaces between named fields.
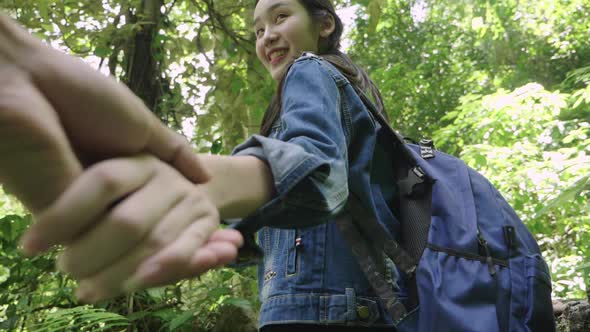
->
xmin=259 ymin=228 xmax=300 ymax=278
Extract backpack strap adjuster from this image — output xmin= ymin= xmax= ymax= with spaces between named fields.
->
xmin=399 ymin=166 xmax=428 ymax=199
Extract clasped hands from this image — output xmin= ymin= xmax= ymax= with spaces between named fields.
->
xmin=0 ymin=14 xmax=243 ymax=302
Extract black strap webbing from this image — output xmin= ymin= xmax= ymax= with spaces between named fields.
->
xmin=346 ymin=194 xmax=417 ymax=276
xmin=334 ymin=207 xmax=409 ymax=323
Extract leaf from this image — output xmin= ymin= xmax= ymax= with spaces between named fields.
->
xmin=367 ymin=1 xmax=381 ymax=34
xmin=231 ymin=79 xmax=243 ymax=94
xmin=210 ymin=138 xmax=223 ymax=154
xmin=0 ymin=265 xmax=8 ymax=285
xmin=474 ymin=154 xmax=487 ymax=167
xmin=146 ymin=286 xmax=166 ymax=300
xmin=221 ymin=269 xmax=234 ymax=282
xmin=0 ymin=219 xmax=11 ymax=241
xmin=198 ymin=29 xmax=215 ymax=52
xmin=534 ymin=174 xmax=590 ymax=218
xmin=223 ymin=297 xmax=252 ymax=311
xmin=0 ymin=215 xmax=31 ymax=242
xmin=577 ymin=261 xmax=590 ymax=271
xmin=38 ymin=0 xmax=50 ymax=21
xmin=168 ymin=310 xmax=195 ymax=330
xmin=31 ymin=307 xmax=129 ymax=331
xmin=126 ymin=310 xmax=151 ymax=321
xmin=208 ymin=287 xmax=232 ymax=298
xmin=0 ymin=315 xmax=19 ymax=331
xmin=41 ymin=24 xmax=54 ymax=33
xmin=94 ymin=46 xmax=111 ymax=58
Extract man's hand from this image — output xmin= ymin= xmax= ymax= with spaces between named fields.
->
xmin=0 ymin=13 xmax=212 ymax=254
xmin=0 ymin=65 xmax=82 ymax=214
xmin=0 ymin=13 xmax=209 ymax=195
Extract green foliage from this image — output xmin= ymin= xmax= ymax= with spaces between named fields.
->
xmin=31 ymin=307 xmax=129 ymax=332
xmin=349 ymin=0 xmax=590 ymax=139
xmin=0 ymin=211 xmax=76 ymax=331
xmin=0 ymin=190 xmax=259 ymax=330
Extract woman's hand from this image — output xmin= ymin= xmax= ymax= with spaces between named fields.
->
xmin=30 ymin=154 xmax=242 ymax=302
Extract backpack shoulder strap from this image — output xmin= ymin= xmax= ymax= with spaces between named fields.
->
xmin=337 ymin=87 xmax=436 ymax=320
xmin=352 ymin=86 xmax=434 ymax=262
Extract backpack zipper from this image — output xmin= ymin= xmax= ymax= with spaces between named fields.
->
xmin=477 ymin=226 xmax=497 ymax=276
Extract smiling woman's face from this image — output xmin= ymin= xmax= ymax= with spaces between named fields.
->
xmin=253 ymin=0 xmax=321 ymax=81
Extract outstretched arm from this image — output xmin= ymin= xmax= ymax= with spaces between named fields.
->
xmin=33 ymin=154 xmax=272 ymax=302
xmin=0 ymin=63 xmax=246 ymax=302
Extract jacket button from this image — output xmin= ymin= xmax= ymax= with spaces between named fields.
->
xmin=357 ymin=305 xmax=370 ymax=319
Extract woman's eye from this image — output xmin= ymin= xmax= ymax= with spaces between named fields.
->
xmin=256 ymin=28 xmax=264 ymax=37
xmin=275 ymin=14 xmax=287 ymax=23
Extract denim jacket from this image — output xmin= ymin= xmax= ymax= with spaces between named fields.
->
xmin=232 ymin=53 xmax=401 ymax=329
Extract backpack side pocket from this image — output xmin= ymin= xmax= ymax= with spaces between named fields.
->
xmin=509 ymin=254 xmax=555 ymax=332
xmin=525 ymin=254 xmax=555 ymax=332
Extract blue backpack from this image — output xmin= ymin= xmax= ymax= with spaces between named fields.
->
xmin=331 ymin=89 xmax=556 ymax=331
xmin=230 ymin=89 xmax=556 ymax=331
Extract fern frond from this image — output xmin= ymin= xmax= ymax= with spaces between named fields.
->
xmin=30 ymin=306 xmax=129 ymax=332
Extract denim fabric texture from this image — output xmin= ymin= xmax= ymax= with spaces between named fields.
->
xmin=232 ymin=54 xmax=401 ymax=329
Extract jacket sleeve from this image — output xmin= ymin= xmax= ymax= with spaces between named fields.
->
xmin=231 ymin=58 xmax=350 ymax=229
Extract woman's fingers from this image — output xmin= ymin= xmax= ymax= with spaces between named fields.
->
xmin=126 ymin=229 xmax=242 ymax=292
xmin=127 ymin=228 xmax=241 ymax=290
xmin=74 ymin=207 xmax=224 ymax=302
xmin=57 ymin=169 xmax=188 ymax=279
xmin=188 ymin=231 xmax=243 ymax=275
xmin=21 ymin=155 xmax=156 ymax=256
xmin=207 ymin=228 xmax=244 ymax=247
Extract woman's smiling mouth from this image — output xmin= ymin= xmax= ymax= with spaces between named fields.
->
xmin=268 ymin=48 xmax=289 ymax=65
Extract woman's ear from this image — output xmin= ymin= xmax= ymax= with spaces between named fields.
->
xmin=319 ymin=13 xmax=336 ymax=38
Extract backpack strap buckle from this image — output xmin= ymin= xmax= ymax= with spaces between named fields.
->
xmin=398 ymin=166 xmax=428 ymax=199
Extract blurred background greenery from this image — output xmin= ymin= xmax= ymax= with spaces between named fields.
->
xmin=0 ymin=0 xmax=588 ymax=330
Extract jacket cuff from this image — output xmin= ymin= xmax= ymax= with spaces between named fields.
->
xmin=232 ymin=134 xmax=330 ymax=197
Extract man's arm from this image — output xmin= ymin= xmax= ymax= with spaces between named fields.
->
xmin=0 ymin=66 xmax=82 ymax=214
xmin=0 ymin=13 xmax=209 ymax=185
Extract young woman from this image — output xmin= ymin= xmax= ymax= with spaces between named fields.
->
xmin=12 ymin=0 xmax=401 ymax=330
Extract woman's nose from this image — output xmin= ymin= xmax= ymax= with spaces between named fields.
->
xmin=262 ymin=28 xmax=279 ymax=47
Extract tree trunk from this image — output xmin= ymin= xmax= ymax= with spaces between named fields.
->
xmin=123 ymin=0 xmax=164 ymax=116
xmin=554 ymin=299 xmax=590 ymax=332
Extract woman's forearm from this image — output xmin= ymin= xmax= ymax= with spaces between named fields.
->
xmin=198 ymin=154 xmax=275 ymax=219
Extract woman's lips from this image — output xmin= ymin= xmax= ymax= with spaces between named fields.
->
xmin=268 ymin=48 xmax=289 ymax=65
xmin=270 ymin=53 xmax=287 ymax=65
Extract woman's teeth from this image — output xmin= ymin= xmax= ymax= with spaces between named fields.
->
xmin=270 ymin=50 xmax=287 ymax=62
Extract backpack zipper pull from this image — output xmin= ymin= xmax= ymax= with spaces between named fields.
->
xmin=477 ymin=228 xmax=497 ymax=276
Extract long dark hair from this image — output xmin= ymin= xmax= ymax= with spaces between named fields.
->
xmin=256 ymin=0 xmax=387 ymax=136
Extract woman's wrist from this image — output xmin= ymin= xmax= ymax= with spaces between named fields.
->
xmin=198 ymin=154 xmax=275 ymax=219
